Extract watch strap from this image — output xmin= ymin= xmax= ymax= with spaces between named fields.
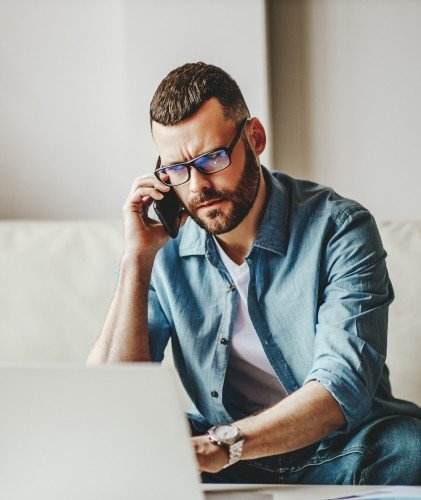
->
xmin=223 ymin=438 xmax=244 ymax=469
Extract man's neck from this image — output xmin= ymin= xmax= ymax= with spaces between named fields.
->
xmin=214 ymin=169 xmax=268 ymax=265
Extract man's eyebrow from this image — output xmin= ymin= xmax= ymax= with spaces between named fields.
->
xmin=162 ymin=144 xmax=223 ymax=167
xmin=163 ymin=156 xmax=190 ymax=167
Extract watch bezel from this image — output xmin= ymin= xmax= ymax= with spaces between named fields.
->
xmin=207 ymin=424 xmax=242 ymax=446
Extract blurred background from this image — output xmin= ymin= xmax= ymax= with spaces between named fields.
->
xmin=1 ymin=0 xmax=420 ymax=222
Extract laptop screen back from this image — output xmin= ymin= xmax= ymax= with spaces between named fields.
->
xmin=0 ymin=364 xmax=203 ymax=500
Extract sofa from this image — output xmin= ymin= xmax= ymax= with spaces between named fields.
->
xmin=0 ymin=219 xmax=420 ymax=408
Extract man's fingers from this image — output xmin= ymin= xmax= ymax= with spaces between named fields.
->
xmin=123 ymin=193 xmax=154 ymax=216
xmin=129 ymin=175 xmax=154 ymax=192
xmin=129 ymin=186 xmax=166 ymax=203
xmin=138 ymin=195 xmax=154 ymax=213
xmin=141 ymin=195 xmax=154 ymax=208
xmin=130 ymin=175 xmax=170 ymax=195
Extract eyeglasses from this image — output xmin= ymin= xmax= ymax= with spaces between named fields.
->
xmin=154 ymin=118 xmax=249 ymax=187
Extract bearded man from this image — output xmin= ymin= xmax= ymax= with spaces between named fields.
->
xmin=88 ymin=62 xmax=421 ymax=485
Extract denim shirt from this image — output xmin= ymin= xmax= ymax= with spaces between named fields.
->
xmin=147 ymin=167 xmax=421 ymax=436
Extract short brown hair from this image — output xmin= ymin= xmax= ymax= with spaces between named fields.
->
xmin=150 ymin=62 xmax=250 ymax=128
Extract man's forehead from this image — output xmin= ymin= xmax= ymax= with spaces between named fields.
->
xmin=152 ymin=106 xmax=236 ymax=164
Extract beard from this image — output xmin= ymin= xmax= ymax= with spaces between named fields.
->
xmin=186 ymin=140 xmax=261 ymax=235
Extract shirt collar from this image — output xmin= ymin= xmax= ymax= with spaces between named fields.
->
xmin=179 ymin=166 xmax=291 ymax=258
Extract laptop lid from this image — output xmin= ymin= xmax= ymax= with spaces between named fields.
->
xmin=0 ymin=364 xmax=203 ymax=500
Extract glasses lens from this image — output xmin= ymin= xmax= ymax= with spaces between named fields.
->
xmin=157 ymin=164 xmax=189 ymax=185
xmin=194 ymin=150 xmax=230 ymax=173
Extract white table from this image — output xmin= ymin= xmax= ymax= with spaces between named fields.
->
xmin=203 ymin=484 xmax=421 ymax=499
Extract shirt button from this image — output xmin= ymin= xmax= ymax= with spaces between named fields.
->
xmin=211 ymin=390 xmax=219 ymax=398
xmin=220 ymin=337 xmax=228 ymax=345
xmin=228 ymin=285 xmax=236 ymax=292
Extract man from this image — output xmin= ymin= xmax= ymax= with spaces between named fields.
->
xmin=87 ymin=62 xmax=421 ymax=485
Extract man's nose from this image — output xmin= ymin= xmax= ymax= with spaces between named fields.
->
xmin=188 ymin=166 xmax=213 ymax=194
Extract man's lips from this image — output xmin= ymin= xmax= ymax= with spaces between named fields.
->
xmin=196 ymin=199 xmax=224 ymax=209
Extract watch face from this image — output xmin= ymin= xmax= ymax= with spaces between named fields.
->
xmin=213 ymin=424 xmax=238 ymax=441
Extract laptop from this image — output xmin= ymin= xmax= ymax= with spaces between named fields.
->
xmin=0 ymin=364 xmax=204 ymax=500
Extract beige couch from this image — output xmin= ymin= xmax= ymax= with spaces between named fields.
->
xmin=0 ymin=220 xmax=420 ymax=407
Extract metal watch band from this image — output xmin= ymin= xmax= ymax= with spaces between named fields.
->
xmin=223 ymin=439 xmax=244 ymax=469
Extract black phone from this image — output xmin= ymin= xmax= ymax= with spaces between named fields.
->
xmin=154 ymin=188 xmax=183 ymax=239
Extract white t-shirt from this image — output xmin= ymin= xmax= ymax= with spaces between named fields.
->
xmin=213 ymin=237 xmax=287 ymax=418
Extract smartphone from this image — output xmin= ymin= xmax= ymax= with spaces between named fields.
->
xmin=154 ymin=188 xmax=184 ymax=239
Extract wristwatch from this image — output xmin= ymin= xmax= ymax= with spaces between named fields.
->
xmin=206 ymin=424 xmax=244 ymax=469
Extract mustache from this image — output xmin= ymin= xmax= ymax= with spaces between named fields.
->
xmin=187 ymin=189 xmax=231 ymax=210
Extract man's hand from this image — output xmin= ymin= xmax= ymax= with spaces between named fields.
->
xmin=122 ymin=173 xmax=189 ymax=258
xmin=192 ymin=435 xmax=229 ymax=473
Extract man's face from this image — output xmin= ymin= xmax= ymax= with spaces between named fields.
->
xmin=152 ymin=98 xmax=261 ymax=235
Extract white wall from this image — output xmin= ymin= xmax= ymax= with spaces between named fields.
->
xmin=0 ymin=0 xmax=270 ymax=219
xmin=269 ymin=0 xmax=421 ymax=220
xmin=0 ymin=0 xmax=128 ymax=219
xmin=5 ymin=0 xmax=419 ymax=222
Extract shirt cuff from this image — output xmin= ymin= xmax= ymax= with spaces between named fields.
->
xmin=303 ymin=367 xmax=373 ymax=433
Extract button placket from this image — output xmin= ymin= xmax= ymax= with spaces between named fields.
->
xmin=208 ymin=271 xmax=238 ymax=423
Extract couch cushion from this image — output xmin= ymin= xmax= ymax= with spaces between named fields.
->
xmin=377 ymin=221 xmax=421 ymax=406
xmin=0 ymin=219 xmax=420 ymax=406
xmin=0 ymin=220 xmax=123 ymax=362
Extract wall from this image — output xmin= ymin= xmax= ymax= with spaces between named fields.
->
xmin=3 ymin=0 xmax=420 ymax=222
xmin=0 ymin=0 xmax=270 ymax=219
xmin=268 ymin=0 xmax=421 ymax=220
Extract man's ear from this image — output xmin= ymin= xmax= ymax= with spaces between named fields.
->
xmin=247 ymin=118 xmax=266 ymax=157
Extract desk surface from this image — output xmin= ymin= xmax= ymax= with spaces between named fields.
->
xmin=203 ymin=484 xmax=421 ymax=499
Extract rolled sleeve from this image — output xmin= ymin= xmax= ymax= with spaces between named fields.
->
xmin=303 ymin=206 xmax=394 ymax=432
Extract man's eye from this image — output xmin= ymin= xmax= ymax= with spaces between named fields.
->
xmin=170 ymin=165 xmax=186 ymax=174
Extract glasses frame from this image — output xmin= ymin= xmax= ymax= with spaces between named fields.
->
xmin=154 ymin=118 xmax=250 ymax=187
